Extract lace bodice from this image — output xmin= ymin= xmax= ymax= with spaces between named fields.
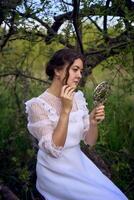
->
xmin=39 ymin=90 xmax=79 ymax=115
xmin=25 ymin=90 xmax=90 ymax=158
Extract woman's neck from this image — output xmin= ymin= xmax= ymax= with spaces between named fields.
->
xmin=47 ymin=79 xmax=62 ymax=97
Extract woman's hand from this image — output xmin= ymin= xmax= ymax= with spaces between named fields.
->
xmin=90 ymin=104 xmax=105 ymax=125
xmin=60 ymin=85 xmax=75 ymax=114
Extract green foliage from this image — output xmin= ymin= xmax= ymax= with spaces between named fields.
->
xmin=0 ymin=9 xmax=134 ymax=198
xmin=0 ymin=83 xmax=37 ymax=198
xmin=82 ymin=48 xmax=134 ymax=199
xmin=83 ymin=84 xmax=134 ymax=199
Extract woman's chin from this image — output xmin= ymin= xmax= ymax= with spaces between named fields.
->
xmin=70 ymin=84 xmax=77 ymax=90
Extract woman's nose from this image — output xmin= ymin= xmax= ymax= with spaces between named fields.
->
xmin=77 ymin=71 xmax=82 ymax=78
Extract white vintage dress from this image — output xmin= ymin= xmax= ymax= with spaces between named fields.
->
xmin=25 ymin=90 xmax=128 ymax=200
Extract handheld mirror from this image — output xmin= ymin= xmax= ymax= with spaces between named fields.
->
xmin=93 ymin=81 xmax=111 ymax=107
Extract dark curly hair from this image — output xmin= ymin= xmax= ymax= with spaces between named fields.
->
xmin=46 ymin=48 xmax=85 ymax=83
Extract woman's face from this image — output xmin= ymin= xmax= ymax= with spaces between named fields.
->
xmin=66 ymin=58 xmax=83 ymax=88
xmin=55 ymin=58 xmax=83 ymax=88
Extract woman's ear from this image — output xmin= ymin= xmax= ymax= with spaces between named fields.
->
xmin=54 ymin=69 xmax=60 ymax=76
xmin=54 ymin=69 xmax=61 ymax=80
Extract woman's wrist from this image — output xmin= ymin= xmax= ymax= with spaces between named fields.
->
xmin=61 ymin=108 xmax=71 ymax=116
xmin=90 ymin=120 xmax=98 ymax=127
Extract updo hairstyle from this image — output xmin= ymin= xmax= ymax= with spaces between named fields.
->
xmin=46 ymin=48 xmax=84 ymax=81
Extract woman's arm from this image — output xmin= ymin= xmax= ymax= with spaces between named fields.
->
xmin=84 ymin=105 xmax=105 ymax=146
xmin=52 ymin=85 xmax=75 ymax=147
xmin=52 ymin=110 xmax=70 ymax=147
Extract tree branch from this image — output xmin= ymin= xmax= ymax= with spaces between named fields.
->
xmin=103 ymin=0 xmax=111 ymax=40
xmin=88 ymin=16 xmax=103 ymax=33
xmin=0 ymin=0 xmax=22 ymax=25
xmin=72 ymin=0 xmax=84 ymax=53
xmin=45 ymin=2 xmax=133 ymax=43
xmin=84 ymin=30 xmax=134 ymax=70
xmin=61 ymin=0 xmax=73 ymax=6
xmin=0 ymin=70 xmax=49 ymax=84
xmin=0 ymin=184 xmax=19 ymax=200
xmin=0 ymin=11 xmax=16 ymax=51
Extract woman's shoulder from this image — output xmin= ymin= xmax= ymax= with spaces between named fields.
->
xmin=25 ymin=97 xmax=38 ymax=107
xmin=24 ymin=97 xmax=41 ymax=115
xmin=25 ymin=89 xmax=48 ymax=104
xmin=24 ymin=90 xmax=48 ymax=113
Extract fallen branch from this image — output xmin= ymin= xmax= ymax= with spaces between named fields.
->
xmin=0 ymin=184 xmax=20 ymax=200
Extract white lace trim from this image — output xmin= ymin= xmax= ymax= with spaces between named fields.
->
xmin=25 ymin=98 xmax=63 ymax=158
xmin=25 ymin=91 xmax=89 ymax=121
xmin=37 ymin=97 xmax=59 ymax=123
xmin=39 ymin=135 xmax=63 ymax=158
xmin=25 ymin=90 xmax=90 ymax=156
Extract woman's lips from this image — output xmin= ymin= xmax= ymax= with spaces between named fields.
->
xmin=74 ymin=81 xmax=79 ymax=84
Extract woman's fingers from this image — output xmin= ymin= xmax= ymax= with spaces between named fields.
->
xmin=90 ymin=104 xmax=105 ymax=124
xmin=95 ymin=104 xmax=105 ymax=122
xmin=96 ymin=105 xmax=105 ymax=110
xmin=61 ymin=85 xmax=75 ymax=98
xmin=96 ymin=105 xmax=105 ymax=113
xmin=67 ymin=88 xmax=75 ymax=97
xmin=61 ymin=85 xmax=69 ymax=96
xmin=60 ymin=85 xmax=75 ymax=113
xmin=95 ymin=110 xmax=105 ymax=116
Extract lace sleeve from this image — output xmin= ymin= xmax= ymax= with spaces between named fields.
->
xmin=76 ymin=91 xmax=90 ymax=144
xmin=25 ymin=98 xmax=63 ymax=158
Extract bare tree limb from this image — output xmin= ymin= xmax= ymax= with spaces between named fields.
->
xmin=14 ymin=75 xmax=21 ymax=113
xmin=54 ymin=3 xmax=134 ymax=21
xmin=45 ymin=2 xmax=133 ymax=43
xmin=103 ymin=0 xmax=111 ymax=40
xmin=0 ymin=70 xmax=49 ymax=84
xmin=0 ymin=0 xmax=22 ymax=25
xmin=61 ymin=0 xmax=73 ymax=6
xmin=83 ymin=30 xmax=134 ymax=79
xmin=87 ymin=16 xmax=103 ymax=33
xmin=0 ymin=184 xmax=20 ymax=200
xmin=0 ymin=11 xmax=16 ymax=51
xmin=72 ymin=0 xmax=84 ymax=53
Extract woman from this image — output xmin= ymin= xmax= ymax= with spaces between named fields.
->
xmin=25 ymin=48 xmax=128 ymax=200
